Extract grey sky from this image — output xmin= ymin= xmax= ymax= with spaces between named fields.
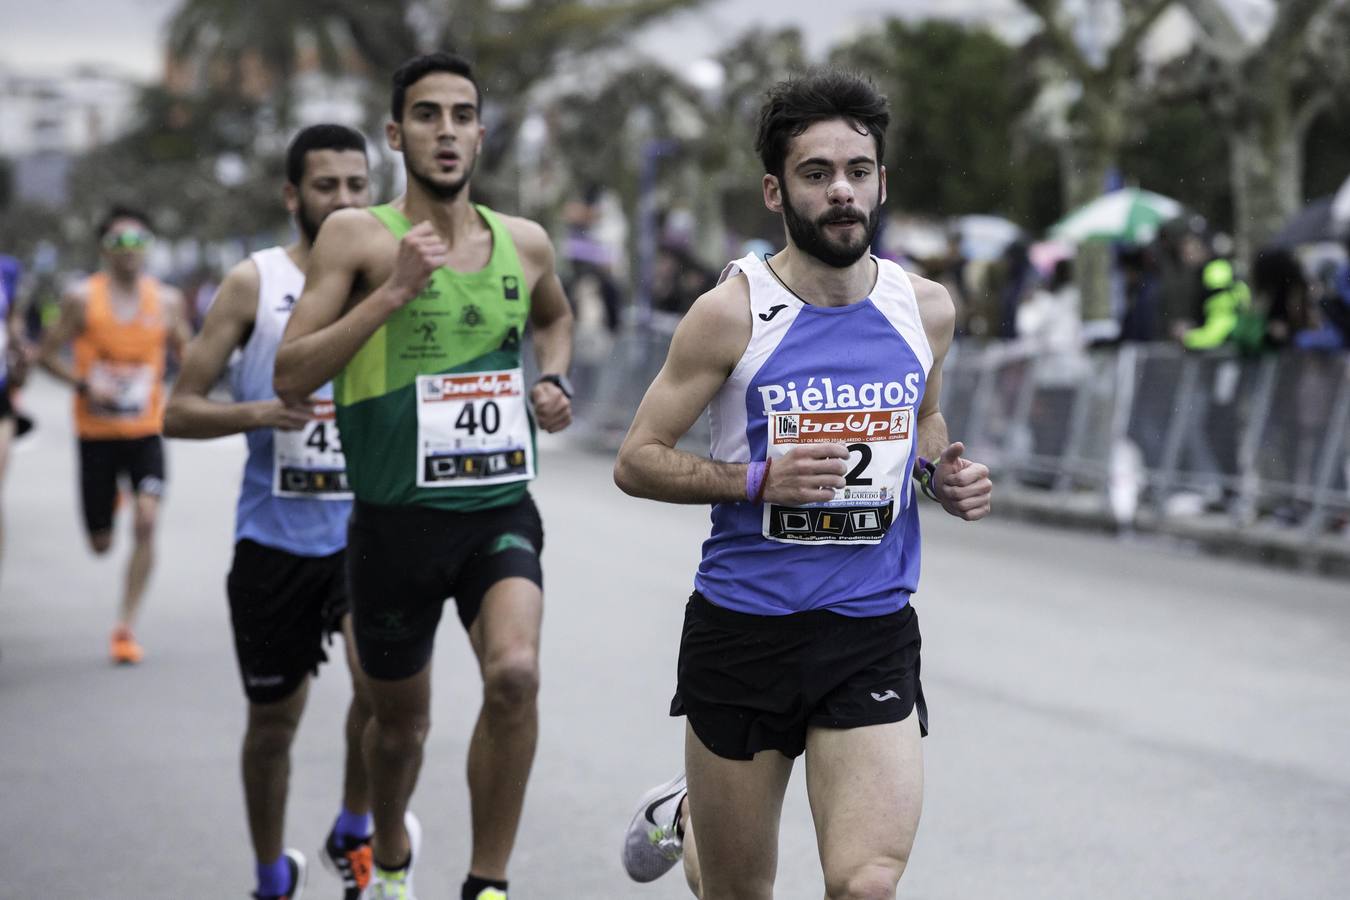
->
xmin=0 ymin=0 xmax=1275 ymax=82
xmin=0 ymin=0 xmax=1031 ymax=80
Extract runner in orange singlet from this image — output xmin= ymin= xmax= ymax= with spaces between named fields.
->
xmin=39 ymin=207 xmax=192 ymax=664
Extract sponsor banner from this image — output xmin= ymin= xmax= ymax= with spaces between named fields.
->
xmin=772 ymin=408 xmax=912 ymax=444
xmin=419 ymin=370 xmax=521 ymax=403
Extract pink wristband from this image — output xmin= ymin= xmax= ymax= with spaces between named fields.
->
xmin=746 ymin=460 xmax=770 ymax=503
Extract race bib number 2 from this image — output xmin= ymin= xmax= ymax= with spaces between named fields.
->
xmin=762 ymin=407 xmax=914 ymax=545
xmin=416 ymin=369 xmax=535 ymax=489
xmin=272 ymin=400 xmax=351 ymax=499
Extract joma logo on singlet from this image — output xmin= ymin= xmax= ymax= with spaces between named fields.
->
xmin=758 ymin=374 xmax=922 ymax=413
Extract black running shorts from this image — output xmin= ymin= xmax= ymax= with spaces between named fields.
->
xmin=671 ymin=591 xmax=927 ymax=761
xmin=346 ymin=496 xmax=544 ymax=681
xmin=227 ymin=539 xmax=348 ymax=705
xmin=78 ymin=435 xmax=166 ymax=534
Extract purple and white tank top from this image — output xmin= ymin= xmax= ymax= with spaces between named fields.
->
xmin=694 ymin=252 xmax=934 ymax=617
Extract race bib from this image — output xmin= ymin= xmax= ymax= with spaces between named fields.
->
xmin=272 ymin=400 xmax=351 ymax=499
xmin=87 ymin=360 xmax=155 ymax=418
xmin=761 ymin=407 xmax=914 ymax=545
xmin=415 ymin=368 xmax=534 ymax=489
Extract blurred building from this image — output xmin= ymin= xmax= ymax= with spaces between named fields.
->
xmin=0 ymin=64 xmax=141 ymax=207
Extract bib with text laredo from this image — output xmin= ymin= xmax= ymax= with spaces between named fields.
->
xmin=334 ymin=204 xmax=533 ymax=512
xmin=764 ymin=400 xmax=915 ymax=544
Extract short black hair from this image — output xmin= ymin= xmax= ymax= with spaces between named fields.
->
xmin=755 ymin=68 xmax=890 ymax=181
xmin=286 ymin=124 xmax=368 ymax=185
xmin=97 ymin=205 xmax=154 ymax=240
xmin=390 ymin=52 xmax=479 ymax=122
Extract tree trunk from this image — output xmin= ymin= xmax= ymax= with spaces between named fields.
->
xmin=1064 ymin=90 xmax=1123 ymax=323
xmin=1229 ymin=68 xmax=1302 ymax=267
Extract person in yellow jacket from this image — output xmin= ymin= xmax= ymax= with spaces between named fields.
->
xmin=39 ymin=207 xmax=192 ymax=664
xmin=1178 ymin=230 xmax=1252 ymax=351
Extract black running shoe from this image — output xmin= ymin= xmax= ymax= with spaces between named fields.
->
xmin=321 ymin=827 xmax=373 ymax=900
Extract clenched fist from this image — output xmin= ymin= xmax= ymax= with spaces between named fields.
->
xmin=932 ymin=441 xmax=992 ymax=521
xmin=388 ymin=221 xmax=449 ymax=303
xmin=762 ymin=442 xmax=849 ymax=506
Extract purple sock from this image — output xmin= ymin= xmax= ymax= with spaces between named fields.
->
xmin=335 ymin=806 xmax=373 ymax=843
xmin=256 ymin=856 xmax=291 ymax=897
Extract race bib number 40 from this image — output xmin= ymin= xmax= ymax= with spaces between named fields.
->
xmin=762 ymin=407 xmax=913 ymax=545
xmin=273 ymin=400 xmax=351 ymax=499
xmin=416 ymin=369 xmax=535 ymax=489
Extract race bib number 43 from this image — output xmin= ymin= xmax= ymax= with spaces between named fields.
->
xmin=416 ymin=369 xmax=535 ymax=489
xmin=273 ymin=400 xmax=351 ymax=499
xmin=762 ymin=407 xmax=913 ymax=545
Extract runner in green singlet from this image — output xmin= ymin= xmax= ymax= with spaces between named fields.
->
xmin=274 ymin=52 xmax=574 ymax=900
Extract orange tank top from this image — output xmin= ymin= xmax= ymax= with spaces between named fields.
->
xmin=73 ymin=273 xmax=168 ymax=439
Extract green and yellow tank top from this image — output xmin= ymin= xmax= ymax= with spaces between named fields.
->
xmin=334 ymin=204 xmax=534 ymax=511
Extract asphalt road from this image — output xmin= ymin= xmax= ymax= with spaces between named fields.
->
xmin=2 ymin=374 xmax=1347 ymax=899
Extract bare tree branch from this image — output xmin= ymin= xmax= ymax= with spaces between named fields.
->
xmin=1293 ymin=88 xmax=1333 ymax=137
xmin=1175 ymin=0 xmax=1245 ymax=52
xmin=1016 ymin=0 xmax=1094 ymax=82
xmin=1107 ymin=0 xmax=1175 ymax=81
xmin=1264 ymin=0 xmax=1334 ymax=61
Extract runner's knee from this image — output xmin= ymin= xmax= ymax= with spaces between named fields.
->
xmin=133 ymin=505 xmax=158 ymax=542
xmin=243 ymin=714 xmax=300 ymax=762
xmin=372 ymin=707 xmax=431 ymax=750
xmin=823 ymin=858 xmax=907 ymax=900
xmin=89 ymin=531 xmax=113 ymax=554
xmin=482 ymin=649 xmax=539 ymax=709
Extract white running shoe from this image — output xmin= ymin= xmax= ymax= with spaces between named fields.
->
xmin=621 ymin=772 xmax=688 ymax=883
xmin=358 ymin=811 xmax=421 ymax=900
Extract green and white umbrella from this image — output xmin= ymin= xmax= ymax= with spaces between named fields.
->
xmin=1050 ymin=188 xmax=1184 ymax=245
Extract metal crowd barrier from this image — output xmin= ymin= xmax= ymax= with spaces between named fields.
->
xmin=570 ymin=328 xmax=1350 ymax=567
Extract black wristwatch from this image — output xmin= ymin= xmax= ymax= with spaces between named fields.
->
xmin=535 ymin=373 xmax=574 ymax=399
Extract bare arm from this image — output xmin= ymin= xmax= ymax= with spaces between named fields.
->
xmin=38 ymin=288 xmax=87 ymax=389
xmin=513 ymin=220 xmax=575 ymax=433
xmin=910 ymin=273 xmax=992 ymax=520
xmin=614 ymin=278 xmax=849 ymax=506
xmin=274 ymin=211 xmax=441 ymax=404
xmin=164 ymin=260 xmax=311 ymax=439
xmin=161 ymin=285 xmax=194 ymax=364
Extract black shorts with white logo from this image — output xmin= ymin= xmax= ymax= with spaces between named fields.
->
xmin=227 ymin=539 xmax=348 ymax=705
xmin=78 ymin=435 xmax=166 ymax=534
xmin=346 ymin=496 xmax=544 ymax=681
xmin=671 ymin=591 xmax=927 ymax=761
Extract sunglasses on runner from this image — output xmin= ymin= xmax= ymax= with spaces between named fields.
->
xmin=102 ymin=229 xmax=152 ymax=251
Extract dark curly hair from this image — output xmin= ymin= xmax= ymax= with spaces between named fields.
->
xmin=755 ymin=68 xmax=890 ymax=181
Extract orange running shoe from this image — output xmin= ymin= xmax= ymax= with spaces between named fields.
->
xmin=110 ymin=626 xmax=144 ymax=665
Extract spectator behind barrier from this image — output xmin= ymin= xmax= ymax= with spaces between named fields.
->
xmin=1176 ymin=229 xmax=1253 ymax=351
xmin=1250 ymin=247 xmax=1310 ymax=348
xmin=1117 ymin=247 xmax=1161 ymax=342
xmin=1295 ymin=241 xmax=1350 ymax=351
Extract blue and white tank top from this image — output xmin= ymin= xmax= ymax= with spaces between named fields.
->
xmin=694 ymin=252 xmax=934 ymax=617
xmin=229 ymin=247 xmax=350 ymax=557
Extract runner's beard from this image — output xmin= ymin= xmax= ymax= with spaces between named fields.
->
xmin=408 ymin=153 xmax=476 ymax=201
xmin=297 ymin=202 xmax=324 ymax=244
xmin=781 ymin=182 xmax=881 ymax=269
